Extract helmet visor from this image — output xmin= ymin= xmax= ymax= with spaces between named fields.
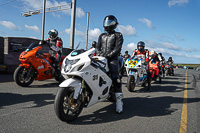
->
xmin=103 ymin=19 xmax=117 ymax=27
xmin=49 ymin=31 xmax=55 ymax=36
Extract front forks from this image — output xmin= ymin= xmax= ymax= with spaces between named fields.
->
xmin=73 ymin=79 xmax=85 ymax=100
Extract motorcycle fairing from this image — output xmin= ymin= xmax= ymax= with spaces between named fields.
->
xmin=59 ymin=78 xmax=82 ymax=99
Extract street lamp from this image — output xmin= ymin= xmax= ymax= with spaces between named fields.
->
xmin=21 ymin=13 xmax=32 ymax=17
xmin=21 ymin=1 xmax=75 ymax=47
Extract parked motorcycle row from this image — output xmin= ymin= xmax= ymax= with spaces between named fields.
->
xmin=14 ymin=43 xmax=174 ymax=123
xmin=121 ymin=54 xmax=174 ymax=92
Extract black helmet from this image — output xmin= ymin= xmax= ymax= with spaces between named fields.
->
xmin=103 ymin=15 xmax=118 ymax=32
xmin=158 ymin=53 xmax=162 ymax=56
xmin=92 ymin=41 xmax=97 ymax=48
xmin=137 ymin=41 xmax=145 ymax=52
xmin=125 ymin=51 xmax=128 ymax=54
xmin=168 ymin=57 xmax=172 ymax=61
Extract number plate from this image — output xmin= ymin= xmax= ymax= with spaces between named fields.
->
xmin=128 ymin=60 xmax=137 ymax=67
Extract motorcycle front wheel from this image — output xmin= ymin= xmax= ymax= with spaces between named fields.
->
xmin=166 ymin=69 xmax=169 ymax=76
xmin=127 ymin=75 xmax=135 ymax=92
xmin=54 ymin=87 xmax=85 ymax=122
xmin=13 ymin=66 xmax=35 ymax=87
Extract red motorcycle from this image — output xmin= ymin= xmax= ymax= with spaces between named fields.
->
xmin=149 ymin=60 xmax=161 ymax=83
xmin=165 ymin=63 xmax=173 ymax=76
xmin=14 ymin=43 xmax=65 ymax=87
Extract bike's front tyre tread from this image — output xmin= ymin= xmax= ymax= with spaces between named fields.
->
xmin=54 ymin=87 xmax=84 ymax=123
xmin=13 ymin=66 xmax=34 ymax=87
xmin=127 ymin=75 xmax=135 ymax=92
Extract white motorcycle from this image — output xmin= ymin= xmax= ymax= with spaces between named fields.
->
xmin=54 ymin=47 xmax=117 ymax=122
xmin=125 ymin=55 xmax=150 ymax=92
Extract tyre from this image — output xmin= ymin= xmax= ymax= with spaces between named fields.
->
xmin=142 ymin=79 xmax=147 ymax=87
xmin=13 ymin=66 xmax=35 ymax=87
xmin=54 ymin=87 xmax=85 ymax=122
xmin=166 ymin=70 xmax=169 ymax=76
xmin=127 ymin=75 xmax=135 ymax=92
xmin=159 ymin=77 xmax=162 ymax=83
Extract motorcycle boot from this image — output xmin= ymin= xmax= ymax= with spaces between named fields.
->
xmin=115 ymin=93 xmax=123 ymax=114
xmin=147 ymin=71 xmax=152 ymax=91
xmin=53 ymin=63 xmax=61 ymax=77
xmin=172 ymin=68 xmax=174 ymax=76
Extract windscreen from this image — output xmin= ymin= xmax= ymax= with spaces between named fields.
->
xmin=25 ymin=43 xmax=39 ymax=52
xmin=71 ymin=49 xmax=86 ymax=56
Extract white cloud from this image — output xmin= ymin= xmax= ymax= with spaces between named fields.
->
xmin=29 ymin=36 xmax=38 ymax=39
xmin=65 ymin=28 xmax=101 ymax=41
xmin=174 ymin=34 xmax=184 ymax=41
xmin=21 ymin=0 xmax=85 ymax=18
xmin=88 ymin=28 xmax=101 ymax=41
xmin=138 ymin=18 xmax=155 ymax=29
xmin=117 ymin=25 xmax=136 ymax=36
xmin=124 ymin=40 xmax=200 ymax=60
xmin=65 ymin=28 xmax=85 ymax=38
xmin=161 ymin=42 xmax=181 ymax=51
xmin=168 ymin=0 xmax=189 ymax=7
xmin=65 ymin=28 xmax=70 ymax=34
xmin=25 ymin=24 xmax=40 ymax=32
xmin=76 ymin=8 xmax=85 ymax=18
xmin=126 ymin=42 xmax=137 ymax=51
xmin=0 ymin=21 xmax=21 ymax=31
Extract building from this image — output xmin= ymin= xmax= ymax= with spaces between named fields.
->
xmin=0 ymin=37 xmax=72 ymax=73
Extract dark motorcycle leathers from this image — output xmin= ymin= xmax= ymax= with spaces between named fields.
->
xmin=46 ymin=37 xmax=63 ymax=69
xmin=96 ymin=31 xmax=123 ymax=92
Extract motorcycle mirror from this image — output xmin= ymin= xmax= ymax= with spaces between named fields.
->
xmin=75 ymin=42 xmax=81 ymax=50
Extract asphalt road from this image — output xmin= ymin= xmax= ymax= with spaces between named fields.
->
xmin=0 ymin=68 xmax=200 ymax=133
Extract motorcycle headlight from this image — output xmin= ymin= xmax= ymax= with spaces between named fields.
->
xmin=64 ymin=59 xmax=80 ymax=72
xmin=65 ymin=59 xmax=80 ymax=65
xmin=64 ymin=64 xmax=72 ymax=72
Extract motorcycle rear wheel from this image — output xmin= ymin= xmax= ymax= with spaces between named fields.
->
xmin=54 ymin=87 xmax=85 ymax=122
xmin=13 ymin=66 xmax=35 ymax=87
xmin=127 ymin=75 xmax=135 ymax=92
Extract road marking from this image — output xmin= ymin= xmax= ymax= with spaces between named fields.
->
xmin=179 ymin=70 xmax=187 ymax=133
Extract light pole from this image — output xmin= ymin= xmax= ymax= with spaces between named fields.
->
xmin=69 ymin=0 xmax=76 ymax=49
xmin=41 ymin=0 xmax=46 ymax=41
xmin=21 ymin=3 xmax=72 ymax=45
xmin=86 ymin=12 xmax=89 ymax=50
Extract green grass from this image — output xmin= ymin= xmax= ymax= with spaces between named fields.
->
xmin=174 ymin=64 xmax=200 ymax=67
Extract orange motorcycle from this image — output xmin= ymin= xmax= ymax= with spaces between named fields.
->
xmin=14 ymin=43 xmax=65 ymax=87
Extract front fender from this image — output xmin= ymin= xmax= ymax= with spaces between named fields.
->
xmin=59 ymin=78 xmax=81 ymax=88
xmin=19 ymin=64 xmax=31 ymax=69
xmin=59 ymin=78 xmax=82 ymax=99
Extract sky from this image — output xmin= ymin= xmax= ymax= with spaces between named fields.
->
xmin=0 ymin=0 xmax=200 ymax=64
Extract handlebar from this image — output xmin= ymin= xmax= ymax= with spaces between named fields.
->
xmin=92 ymin=58 xmax=106 ymax=65
xmin=90 ymin=57 xmax=106 ymax=69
